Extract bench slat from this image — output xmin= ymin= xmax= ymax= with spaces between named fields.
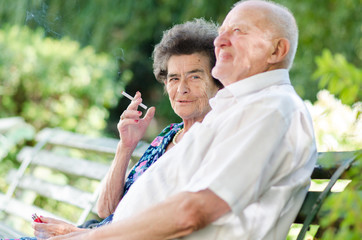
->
xmin=17 ymin=147 xmax=110 ymax=180
xmin=6 ymin=170 xmax=94 ymax=210
xmin=36 ymin=128 xmax=119 ymax=154
xmin=0 ymin=117 xmax=25 ymax=133
xmin=35 ymin=128 xmax=149 ymax=158
xmin=0 ymin=193 xmax=68 ymax=224
xmin=312 ymin=151 xmax=358 ymax=179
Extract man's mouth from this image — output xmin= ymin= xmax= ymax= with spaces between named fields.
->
xmin=218 ymin=51 xmax=232 ymax=61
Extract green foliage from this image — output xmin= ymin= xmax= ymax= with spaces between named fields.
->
xmin=313 ymin=49 xmax=361 ymax=105
xmin=0 ymin=25 xmax=123 ymax=135
xmin=281 ymin=0 xmax=362 ymax=101
xmin=306 ymin=90 xmax=362 ymax=151
xmin=0 ymin=0 xmax=360 ymax=133
xmin=319 ymin=151 xmax=362 ymax=240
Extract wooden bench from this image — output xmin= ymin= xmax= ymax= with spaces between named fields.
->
xmin=0 ymin=127 xmax=148 ymax=237
xmin=293 ymin=150 xmax=361 ymax=240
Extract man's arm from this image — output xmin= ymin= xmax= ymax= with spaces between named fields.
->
xmin=55 ymin=189 xmax=230 ymax=240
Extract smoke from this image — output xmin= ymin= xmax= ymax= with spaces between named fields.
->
xmin=25 ymin=2 xmax=63 ymax=38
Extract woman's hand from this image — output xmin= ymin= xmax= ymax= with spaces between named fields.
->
xmin=32 ymin=216 xmax=83 ymax=239
xmin=118 ymin=91 xmax=155 ymax=150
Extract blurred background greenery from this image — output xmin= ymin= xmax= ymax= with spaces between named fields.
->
xmin=0 ymin=0 xmax=361 ymax=239
xmin=0 ymin=0 xmax=360 ymax=137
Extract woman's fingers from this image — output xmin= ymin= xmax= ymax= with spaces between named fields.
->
xmin=120 ymin=109 xmax=142 ymax=121
xmin=37 ymin=216 xmax=59 ymax=224
xmin=33 ymin=220 xmax=77 ymax=239
xmin=126 ymin=91 xmax=144 ymax=110
xmin=120 ymin=107 xmax=154 ymax=124
xmin=127 ymin=97 xmax=143 ymax=110
xmin=143 ymin=107 xmax=156 ymax=123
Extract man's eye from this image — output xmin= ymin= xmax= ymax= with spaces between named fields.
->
xmin=191 ymin=75 xmax=201 ymax=80
xmin=168 ymin=78 xmax=178 ymax=82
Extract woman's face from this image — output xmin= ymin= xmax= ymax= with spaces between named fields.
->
xmin=165 ymin=53 xmax=219 ymax=122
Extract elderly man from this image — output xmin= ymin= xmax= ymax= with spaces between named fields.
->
xmin=45 ymin=0 xmax=316 ymax=239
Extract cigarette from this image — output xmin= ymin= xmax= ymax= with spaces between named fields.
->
xmin=121 ymin=91 xmax=148 ymax=110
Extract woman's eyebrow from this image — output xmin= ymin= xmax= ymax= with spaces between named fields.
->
xmin=186 ymin=69 xmax=204 ymax=75
xmin=167 ymin=69 xmax=204 ymax=78
xmin=167 ymin=73 xmax=180 ymax=78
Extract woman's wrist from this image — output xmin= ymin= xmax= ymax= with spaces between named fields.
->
xmin=117 ymin=141 xmax=137 ymax=157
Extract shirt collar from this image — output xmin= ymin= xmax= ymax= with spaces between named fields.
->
xmin=215 ymin=69 xmax=291 ymax=100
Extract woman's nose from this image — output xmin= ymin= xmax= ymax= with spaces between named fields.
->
xmin=177 ymin=79 xmax=189 ymax=94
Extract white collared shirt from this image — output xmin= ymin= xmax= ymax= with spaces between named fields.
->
xmin=113 ymin=69 xmax=317 ymax=240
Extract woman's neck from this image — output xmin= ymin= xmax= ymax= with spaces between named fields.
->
xmin=182 ymin=117 xmax=203 ymax=133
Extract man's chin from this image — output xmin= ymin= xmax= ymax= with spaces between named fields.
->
xmin=212 ymin=67 xmax=231 ymax=83
xmin=212 ymin=66 xmax=226 ymax=79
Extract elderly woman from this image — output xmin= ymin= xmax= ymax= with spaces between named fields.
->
xmin=28 ymin=18 xmax=222 ymax=240
xmin=96 ymin=18 xmax=223 ymax=220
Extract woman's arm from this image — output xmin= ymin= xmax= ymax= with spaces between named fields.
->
xmin=96 ymin=142 xmax=135 ymax=218
xmin=96 ymin=92 xmax=155 ymax=218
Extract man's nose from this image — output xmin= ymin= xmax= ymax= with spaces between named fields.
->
xmin=214 ymin=31 xmax=231 ymax=48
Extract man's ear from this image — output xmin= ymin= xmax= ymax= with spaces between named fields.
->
xmin=268 ymin=38 xmax=290 ymax=64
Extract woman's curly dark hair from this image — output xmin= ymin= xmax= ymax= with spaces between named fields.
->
xmin=152 ymin=18 xmax=223 ymax=89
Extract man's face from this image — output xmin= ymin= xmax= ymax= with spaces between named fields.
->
xmin=212 ymin=3 xmax=275 ymax=86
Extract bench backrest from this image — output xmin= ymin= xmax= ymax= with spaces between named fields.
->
xmin=294 ymin=150 xmax=360 ymax=240
xmin=0 ymin=127 xmax=148 ymax=236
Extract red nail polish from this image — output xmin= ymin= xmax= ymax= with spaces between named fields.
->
xmin=32 ymin=213 xmax=43 ymax=223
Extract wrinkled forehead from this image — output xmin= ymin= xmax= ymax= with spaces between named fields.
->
xmin=220 ymin=3 xmax=272 ymax=33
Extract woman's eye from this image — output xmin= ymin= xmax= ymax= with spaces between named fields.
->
xmin=191 ymin=75 xmax=201 ymax=80
xmin=168 ymin=77 xmax=178 ymax=82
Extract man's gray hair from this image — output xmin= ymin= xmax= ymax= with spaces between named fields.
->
xmin=233 ymin=0 xmax=298 ymax=69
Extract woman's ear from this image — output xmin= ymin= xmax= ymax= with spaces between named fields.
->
xmin=268 ymin=38 xmax=290 ymax=64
